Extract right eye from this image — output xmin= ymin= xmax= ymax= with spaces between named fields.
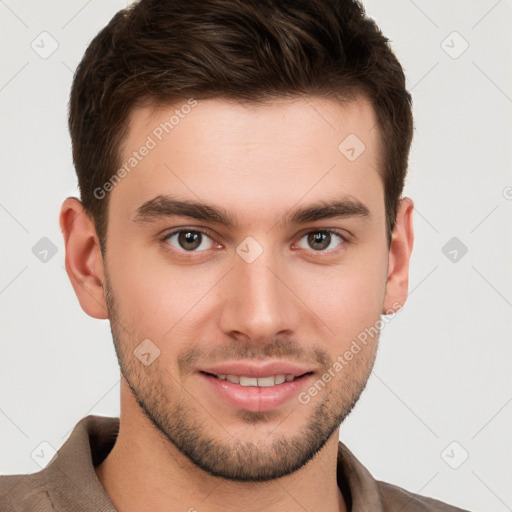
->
xmin=163 ymin=230 xmax=216 ymax=252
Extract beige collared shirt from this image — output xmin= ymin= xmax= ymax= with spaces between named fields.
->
xmin=0 ymin=415 xmax=469 ymax=511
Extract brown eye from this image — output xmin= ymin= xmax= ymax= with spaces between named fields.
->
xmin=178 ymin=231 xmax=202 ymax=250
xmin=308 ymin=232 xmax=330 ymax=250
xmin=296 ymin=230 xmax=344 ymax=252
xmin=165 ymin=230 xmax=214 ymax=252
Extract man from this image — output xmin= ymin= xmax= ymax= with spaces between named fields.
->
xmin=0 ymin=0 xmax=469 ymax=510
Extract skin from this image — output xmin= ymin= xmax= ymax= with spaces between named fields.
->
xmin=60 ymin=96 xmax=414 ymax=512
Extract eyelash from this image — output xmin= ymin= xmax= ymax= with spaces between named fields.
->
xmin=160 ymin=227 xmax=350 ymax=258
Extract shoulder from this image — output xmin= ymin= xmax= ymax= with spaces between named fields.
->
xmin=377 ymin=480 xmax=470 ymax=511
xmin=337 ymin=441 xmax=471 ymax=511
xmin=0 ymin=415 xmax=118 ymax=512
xmin=0 ymin=470 xmax=55 ymax=511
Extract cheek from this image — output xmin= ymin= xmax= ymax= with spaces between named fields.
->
xmin=106 ymin=245 xmax=221 ymax=343
xmin=293 ymin=250 xmax=388 ymax=342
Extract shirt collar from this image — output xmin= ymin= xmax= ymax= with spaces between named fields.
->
xmin=45 ymin=415 xmax=384 ymax=511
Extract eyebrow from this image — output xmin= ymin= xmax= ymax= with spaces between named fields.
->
xmin=133 ymin=195 xmax=370 ymax=227
xmin=134 ymin=196 xmax=237 ymax=226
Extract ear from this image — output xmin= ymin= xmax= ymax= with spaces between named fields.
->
xmin=383 ymin=197 xmax=414 ymax=314
xmin=59 ymin=197 xmax=108 ymax=319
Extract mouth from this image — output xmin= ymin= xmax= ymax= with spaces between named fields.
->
xmin=200 ymin=371 xmax=311 ymax=387
xmin=197 ymin=363 xmax=315 ymax=412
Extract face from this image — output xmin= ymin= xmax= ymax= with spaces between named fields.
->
xmin=89 ymin=96 xmax=401 ymax=481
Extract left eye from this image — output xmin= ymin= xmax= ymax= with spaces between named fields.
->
xmin=296 ymin=230 xmax=344 ymax=251
xmin=164 ymin=230 xmax=215 ymax=252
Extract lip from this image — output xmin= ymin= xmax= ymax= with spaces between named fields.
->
xmin=198 ymin=361 xmax=315 ymax=413
xmin=199 ymin=361 xmax=312 ymax=378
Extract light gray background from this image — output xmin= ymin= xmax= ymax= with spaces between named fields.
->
xmin=1 ymin=1 xmax=511 ymax=511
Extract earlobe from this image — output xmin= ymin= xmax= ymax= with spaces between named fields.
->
xmin=383 ymin=197 xmax=414 ymax=314
xmin=59 ymin=197 xmax=108 ymax=319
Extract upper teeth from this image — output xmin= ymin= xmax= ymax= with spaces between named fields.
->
xmin=216 ymin=374 xmax=296 ymax=386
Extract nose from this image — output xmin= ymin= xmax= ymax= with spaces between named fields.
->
xmin=218 ymin=246 xmax=301 ymax=344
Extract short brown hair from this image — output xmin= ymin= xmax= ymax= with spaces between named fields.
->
xmin=69 ymin=0 xmax=413 ymax=249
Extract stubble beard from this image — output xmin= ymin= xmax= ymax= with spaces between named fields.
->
xmin=105 ymin=281 xmax=378 ymax=482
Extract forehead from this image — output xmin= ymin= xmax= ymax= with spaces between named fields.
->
xmin=109 ymin=96 xmax=383 ymax=227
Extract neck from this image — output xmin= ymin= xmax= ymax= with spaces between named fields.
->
xmin=95 ymin=381 xmax=347 ymax=512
